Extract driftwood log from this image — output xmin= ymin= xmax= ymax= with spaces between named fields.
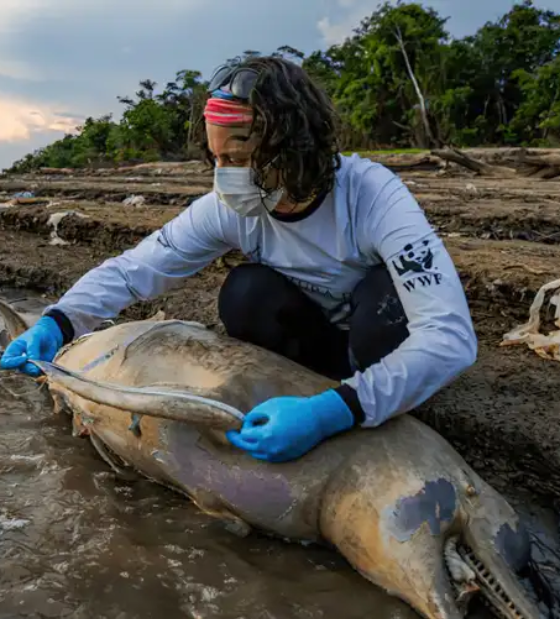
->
xmin=432 ymin=147 xmax=560 ymax=180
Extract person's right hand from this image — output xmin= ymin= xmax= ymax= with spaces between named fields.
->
xmin=0 ymin=316 xmax=63 ymax=377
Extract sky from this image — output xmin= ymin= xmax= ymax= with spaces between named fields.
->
xmin=1 ymin=0 xmax=559 ymax=169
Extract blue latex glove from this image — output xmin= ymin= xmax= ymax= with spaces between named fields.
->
xmin=226 ymin=389 xmax=354 ymax=462
xmin=0 ymin=316 xmax=63 ymax=377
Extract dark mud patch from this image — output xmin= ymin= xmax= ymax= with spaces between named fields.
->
xmin=4 ymin=170 xmax=560 ymax=247
xmin=422 ymin=198 xmax=560 ymax=245
xmin=435 ymin=214 xmax=560 ymax=245
xmin=448 ymin=237 xmax=559 ymax=326
xmin=0 ymin=205 xmax=178 ymax=251
xmin=417 ymin=343 xmax=560 ymax=500
xmin=0 ymin=178 xmax=208 ymax=206
xmin=0 ymin=225 xmax=556 ymax=333
xmin=1 ymin=161 xmax=212 ymax=179
xmin=1 ymin=172 xmax=212 ymax=185
xmin=0 ymin=228 xmax=230 ymax=328
xmin=4 ymin=199 xmax=560 ymax=254
xmin=7 ymin=198 xmax=560 ymax=253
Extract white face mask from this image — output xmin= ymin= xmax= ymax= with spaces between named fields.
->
xmin=214 ymin=167 xmax=283 ymax=217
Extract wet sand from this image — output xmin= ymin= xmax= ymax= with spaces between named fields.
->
xmin=1 ymin=151 xmax=560 ymax=617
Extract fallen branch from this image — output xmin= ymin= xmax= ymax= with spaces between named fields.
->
xmin=503 ymin=264 xmax=550 ymax=276
xmin=380 ymin=155 xmax=442 ymax=173
xmin=519 ymin=153 xmax=560 ymax=168
xmin=431 ymin=148 xmax=517 ymax=177
xmin=515 ymin=151 xmax=560 ymax=179
xmin=431 ymin=146 xmax=560 ymax=179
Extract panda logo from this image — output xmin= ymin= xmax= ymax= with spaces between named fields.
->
xmin=393 ymin=239 xmax=434 ymax=277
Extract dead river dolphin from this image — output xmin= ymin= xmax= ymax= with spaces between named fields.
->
xmin=0 ymin=298 xmax=543 ymax=619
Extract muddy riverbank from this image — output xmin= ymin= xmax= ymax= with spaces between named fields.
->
xmin=1 ymin=163 xmax=560 ymax=499
xmin=0 ymin=151 xmax=560 ymax=617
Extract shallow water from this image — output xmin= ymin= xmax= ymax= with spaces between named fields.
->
xmin=0 ymin=370 xmax=421 ymax=619
xmin=0 ymin=290 xmax=558 ymax=619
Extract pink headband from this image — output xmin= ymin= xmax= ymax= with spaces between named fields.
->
xmin=203 ymin=97 xmax=253 ymax=126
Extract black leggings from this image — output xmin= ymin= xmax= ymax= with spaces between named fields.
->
xmin=217 ymin=263 xmax=409 ymax=380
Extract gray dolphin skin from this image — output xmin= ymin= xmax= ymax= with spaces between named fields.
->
xmin=0 ymin=300 xmax=544 ymax=619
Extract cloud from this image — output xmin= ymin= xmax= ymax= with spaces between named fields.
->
xmin=316 ymin=0 xmax=560 ymax=47
xmin=0 ymin=0 xmax=331 ymax=168
xmin=0 ymin=59 xmax=42 ymax=81
xmin=0 ymin=0 xmax=43 ymax=32
xmin=0 ymin=97 xmax=81 ymax=142
xmin=0 ymin=0 xmax=207 ymax=82
xmin=317 ymin=0 xmax=382 ymax=47
xmin=317 ymin=14 xmax=360 ymax=47
xmin=0 ymin=0 xmax=53 ymax=79
xmin=0 ymin=0 xmax=332 ymax=117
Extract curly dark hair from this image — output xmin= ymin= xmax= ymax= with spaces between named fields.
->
xmin=204 ymin=56 xmax=341 ymax=205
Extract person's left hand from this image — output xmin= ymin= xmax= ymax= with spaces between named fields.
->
xmin=226 ymin=389 xmax=354 ymax=462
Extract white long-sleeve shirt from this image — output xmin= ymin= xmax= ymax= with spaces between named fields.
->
xmin=44 ymin=154 xmax=477 ymax=426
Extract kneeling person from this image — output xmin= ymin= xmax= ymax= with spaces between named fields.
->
xmin=0 ymin=56 xmax=477 ymax=462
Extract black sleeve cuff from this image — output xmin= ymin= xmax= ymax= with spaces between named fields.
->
xmin=44 ymin=309 xmax=75 ymax=345
xmin=334 ymin=384 xmax=366 ymax=425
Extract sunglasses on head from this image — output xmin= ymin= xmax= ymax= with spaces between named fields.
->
xmin=207 ymin=60 xmax=260 ymax=100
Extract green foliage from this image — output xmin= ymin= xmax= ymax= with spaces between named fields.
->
xmin=8 ymin=0 xmax=560 ymax=172
xmin=9 ymin=69 xmax=209 ymax=172
xmin=510 ymin=56 xmax=560 ymax=144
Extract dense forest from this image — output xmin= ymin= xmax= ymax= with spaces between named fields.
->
xmin=8 ymin=0 xmax=560 ymax=172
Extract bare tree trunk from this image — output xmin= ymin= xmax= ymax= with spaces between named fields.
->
xmin=496 ymin=95 xmax=508 ymax=127
xmin=186 ymin=102 xmax=195 ymax=149
xmin=543 ymin=83 xmax=559 ymax=140
xmin=394 ymin=25 xmax=438 ymax=148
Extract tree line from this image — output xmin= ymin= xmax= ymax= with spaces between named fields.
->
xmin=8 ymin=0 xmax=560 ymax=172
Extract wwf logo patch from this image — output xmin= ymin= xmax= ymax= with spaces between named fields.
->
xmin=393 ymin=239 xmax=433 ymax=276
xmin=392 ymin=239 xmax=442 ymax=291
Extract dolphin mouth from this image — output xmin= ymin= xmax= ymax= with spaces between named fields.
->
xmin=444 ymin=536 xmax=527 ymax=619
xmin=458 ymin=545 xmax=524 ymax=618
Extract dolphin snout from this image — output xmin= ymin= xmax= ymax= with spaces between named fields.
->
xmin=461 ymin=488 xmax=544 ymax=619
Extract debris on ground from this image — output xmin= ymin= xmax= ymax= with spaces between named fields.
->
xmin=0 ymin=193 xmax=50 ymax=207
xmin=501 ymin=277 xmax=560 ymax=361
xmin=47 ymin=211 xmax=90 ymax=246
xmin=123 ymin=195 xmax=146 ymax=207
